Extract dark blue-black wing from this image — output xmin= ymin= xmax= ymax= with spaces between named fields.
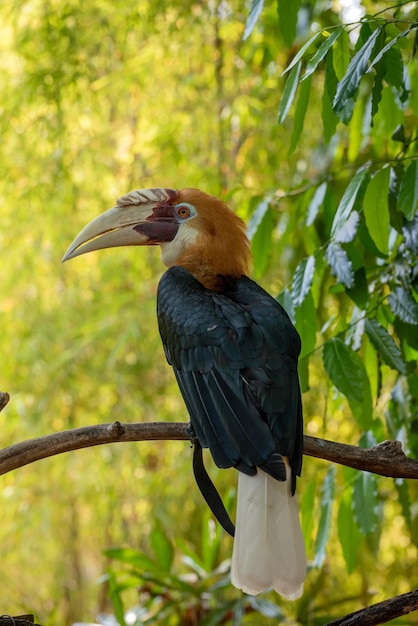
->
xmin=157 ymin=266 xmax=303 ymax=487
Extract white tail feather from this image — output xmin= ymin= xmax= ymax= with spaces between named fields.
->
xmin=231 ymin=459 xmax=306 ymax=599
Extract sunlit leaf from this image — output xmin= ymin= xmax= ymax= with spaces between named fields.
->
xmin=323 ymin=338 xmax=365 ymax=403
xmin=363 ymin=167 xmax=390 ymax=255
xmin=330 ymin=166 xmax=369 ymax=239
xmin=247 ymin=597 xmax=283 ymax=619
xmin=334 ymin=210 xmax=359 ymax=243
xmin=346 ymin=305 xmax=365 ymax=351
xmin=302 ymin=27 xmax=343 ymax=80
xmin=367 ymin=26 xmax=413 ymax=73
xmin=388 ymin=287 xmax=418 ymax=325
xmin=288 ymin=74 xmax=311 ymax=155
xmin=107 ymin=574 xmax=127 ymax=626
xmin=150 ymin=525 xmax=174 ymax=572
xmin=276 ymin=288 xmax=296 ymax=324
xmin=365 ymin=318 xmax=406 ymax=374
xmin=326 ymin=241 xmax=354 ymax=288
xmin=281 ymin=32 xmax=320 ymax=75
xmin=104 ymin=547 xmax=159 ymax=573
xmin=278 ymin=61 xmax=302 ymax=123
xmin=314 ymin=465 xmax=336 ymax=568
xmin=248 ymin=199 xmax=274 ymax=277
xmin=243 ymin=0 xmax=264 ymax=41
xmin=291 ymin=256 xmax=315 ymax=306
xmin=332 ymin=27 xmax=350 ymax=80
xmin=306 ymin=182 xmax=327 ymax=226
xmin=333 ymin=26 xmax=384 ymax=123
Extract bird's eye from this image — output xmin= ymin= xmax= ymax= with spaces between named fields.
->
xmin=175 ymin=203 xmax=196 ymax=220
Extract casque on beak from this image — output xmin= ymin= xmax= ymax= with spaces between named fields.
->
xmin=62 ymin=187 xmax=180 ymax=262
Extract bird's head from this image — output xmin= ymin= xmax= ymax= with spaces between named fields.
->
xmin=62 ymin=187 xmax=250 ymax=289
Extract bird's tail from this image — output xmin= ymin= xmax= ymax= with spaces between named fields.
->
xmin=231 ymin=458 xmax=306 ymax=599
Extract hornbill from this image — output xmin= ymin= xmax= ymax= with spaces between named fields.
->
xmin=62 ymin=187 xmax=306 ymax=599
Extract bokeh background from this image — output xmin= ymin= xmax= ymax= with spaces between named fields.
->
xmin=1 ymin=1 xmax=417 ymax=624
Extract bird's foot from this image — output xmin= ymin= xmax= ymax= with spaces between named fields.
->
xmin=186 ymin=422 xmax=197 ymax=448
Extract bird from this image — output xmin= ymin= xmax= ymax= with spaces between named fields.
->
xmin=62 ymin=187 xmax=306 ymax=599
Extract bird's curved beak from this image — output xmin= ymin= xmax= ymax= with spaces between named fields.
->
xmin=62 ymin=187 xmax=180 ymax=262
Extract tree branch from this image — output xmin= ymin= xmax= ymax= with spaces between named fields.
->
xmin=0 ymin=410 xmax=417 ymax=479
xmin=325 ymin=589 xmax=418 ymax=625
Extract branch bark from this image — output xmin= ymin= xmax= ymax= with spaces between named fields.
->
xmin=325 ymin=589 xmax=418 ymax=625
xmin=0 ymin=416 xmax=417 ymax=479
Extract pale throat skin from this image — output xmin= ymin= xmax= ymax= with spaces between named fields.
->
xmin=160 ymin=222 xmax=199 ymax=268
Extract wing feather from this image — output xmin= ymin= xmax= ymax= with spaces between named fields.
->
xmin=157 ymin=266 xmax=303 ymax=480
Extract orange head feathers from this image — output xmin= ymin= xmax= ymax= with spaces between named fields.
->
xmin=164 ymin=189 xmax=250 ymax=289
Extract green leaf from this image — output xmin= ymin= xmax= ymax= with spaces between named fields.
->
xmin=398 ymin=160 xmax=418 ymax=220
xmin=306 ymin=182 xmax=327 ymax=226
xmin=371 ymin=56 xmax=385 ymax=121
xmin=333 ymin=26 xmax=384 ymax=123
xmin=301 ymin=478 xmax=316 ymax=556
xmin=277 ymin=0 xmax=301 ymax=48
xmin=291 ymin=256 xmax=315 ymax=306
xmin=326 ymin=241 xmax=354 ymax=288
xmin=243 ymin=0 xmax=264 ymax=41
xmin=104 ymin=547 xmax=159 ymax=572
xmin=107 ymin=574 xmax=128 ymax=626
xmin=332 ymin=27 xmax=350 ymax=80
xmin=150 ymin=525 xmax=174 ymax=572
xmin=295 ymin=290 xmax=316 ymax=359
xmin=338 ymin=491 xmax=362 ymax=573
xmin=363 ymin=167 xmax=390 ymax=255
xmin=248 ymin=199 xmax=274 ymax=277
xmin=384 ymin=47 xmax=405 ymax=91
xmin=367 ymin=26 xmax=413 ymax=73
xmin=395 ymin=479 xmax=412 ymax=534
xmin=314 ymin=465 xmax=336 ymax=568
xmin=346 ymin=267 xmax=369 ymax=310
xmin=334 ymin=210 xmax=360 ymax=243
xmin=388 ymin=287 xmax=418 ymax=325
xmin=365 ymin=318 xmax=406 ymax=375
xmin=353 ymin=469 xmax=379 ymax=536
xmin=347 ymin=365 xmax=373 ymax=430
xmin=247 ymin=597 xmax=283 ymax=619
xmin=302 ymin=27 xmax=344 ymax=80
xmin=323 ymin=338 xmax=365 ymax=403
xmin=322 ymin=52 xmax=339 ymax=143
xmin=331 ymin=166 xmax=369 ymax=239
xmin=298 ymin=355 xmax=309 ymax=393
xmin=288 ymin=74 xmax=311 ymax=155
xmin=281 ymin=31 xmax=320 ymax=75
xmin=276 ymin=288 xmax=295 ymax=324
xmin=278 ymin=60 xmax=302 ymax=124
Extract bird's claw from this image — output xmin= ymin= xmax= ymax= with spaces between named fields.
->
xmin=186 ymin=422 xmax=197 ymax=447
